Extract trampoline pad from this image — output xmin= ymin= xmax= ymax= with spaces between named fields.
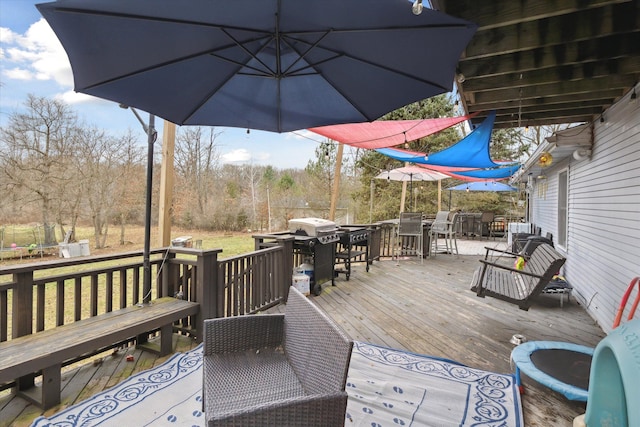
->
xmin=530 ymin=348 xmax=591 ymax=391
xmin=511 ymin=341 xmax=594 ymax=401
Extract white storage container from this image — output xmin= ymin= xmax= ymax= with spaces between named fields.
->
xmin=292 ymin=273 xmax=310 ymax=296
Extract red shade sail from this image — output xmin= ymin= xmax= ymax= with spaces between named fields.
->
xmin=308 ymin=113 xmax=478 ymax=149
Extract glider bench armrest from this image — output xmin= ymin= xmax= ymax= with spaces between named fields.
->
xmin=0 ymin=296 xmax=199 ymax=410
xmin=482 ymin=246 xmax=521 ymax=259
xmin=479 ymin=259 xmax=544 ymax=278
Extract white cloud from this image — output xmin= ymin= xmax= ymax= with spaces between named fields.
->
xmin=0 ymin=19 xmax=72 ymax=88
xmin=252 ymin=151 xmax=271 ymax=163
xmin=4 ymin=66 xmax=34 ymax=80
xmin=0 ymin=27 xmax=18 ymax=44
xmin=222 ymin=148 xmax=252 ymax=163
xmin=55 ymin=90 xmax=106 ymax=106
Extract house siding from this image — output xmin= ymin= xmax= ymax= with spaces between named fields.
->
xmin=528 ymin=96 xmax=640 ymax=333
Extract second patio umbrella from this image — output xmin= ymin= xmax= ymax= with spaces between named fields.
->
xmin=376 ymin=166 xmax=449 ymax=211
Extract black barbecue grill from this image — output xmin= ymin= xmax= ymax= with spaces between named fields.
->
xmin=335 ymin=226 xmax=370 ymax=280
xmin=253 ymin=218 xmax=340 ymax=296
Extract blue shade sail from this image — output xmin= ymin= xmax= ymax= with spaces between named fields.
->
xmin=448 ymin=165 xmax=521 ymax=180
xmin=376 ymin=111 xmax=504 ymax=168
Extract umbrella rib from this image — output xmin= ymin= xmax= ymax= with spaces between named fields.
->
xmin=214 ymin=29 xmax=277 ymax=77
xmin=284 ymin=34 xmax=451 ymax=93
xmin=279 ymin=30 xmax=333 ymax=76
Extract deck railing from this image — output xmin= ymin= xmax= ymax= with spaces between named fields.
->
xmin=0 ymin=223 xmax=402 ymax=347
xmin=0 ymin=240 xmax=294 ymax=346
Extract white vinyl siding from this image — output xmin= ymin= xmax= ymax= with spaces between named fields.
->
xmin=528 ymin=95 xmax=640 ymax=333
xmin=557 ymin=169 xmax=568 ymax=248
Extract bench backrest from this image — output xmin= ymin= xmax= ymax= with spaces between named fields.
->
xmin=521 ymin=243 xmax=566 ymax=297
xmin=284 ymin=287 xmax=353 ymax=394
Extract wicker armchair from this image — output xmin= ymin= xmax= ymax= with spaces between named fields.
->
xmin=203 ymin=286 xmax=353 ymax=426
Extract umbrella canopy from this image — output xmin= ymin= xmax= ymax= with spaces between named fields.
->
xmin=375 ymin=166 xmax=449 ymax=182
xmin=37 ymin=0 xmax=477 ymax=133
xmin=447 ymin=181 xmax=517 ymax=192
xmin=376 ymin=166 xmax=449 ymax=211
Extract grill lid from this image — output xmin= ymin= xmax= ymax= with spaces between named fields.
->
xmin=289 ymin=218 xmax=338 ymax=237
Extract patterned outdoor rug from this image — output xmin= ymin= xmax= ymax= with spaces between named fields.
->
xmin=32 ymin=342 xmax=522 ymax=427
xmin=346 ymin=341 xmax=523 ymax=426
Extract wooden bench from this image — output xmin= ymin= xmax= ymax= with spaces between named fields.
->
xmin=0 ymin=296 xmax=199 ymax=409
xmin=470 ymin=243 xmax=566 ymax=310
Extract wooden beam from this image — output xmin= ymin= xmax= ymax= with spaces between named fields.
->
xmin=442 ymin=0 xmax=631 ymax=30
xmin=463 ymin=3 xmax=639 ymax=59
xmin=467 ymin=88 xmax=623 ymax=111
xmin=462 ymin=57 xmax=640 ymax=92
xmin=466 ymin=75 xmax=632 ymax=105
xmin=329 ymin=142 xmax=343 ymax=222
xmin=158 ymin=120 xmax=175 ymax=247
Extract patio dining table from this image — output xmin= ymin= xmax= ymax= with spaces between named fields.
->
xmin=380 ymin=218 xmax=432 ymax=258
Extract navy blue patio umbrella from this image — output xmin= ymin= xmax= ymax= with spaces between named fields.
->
xmin=37 ymin=0 xmax=476 ymax=303
xmin=37 ymin=0 xmax=476 ymax=133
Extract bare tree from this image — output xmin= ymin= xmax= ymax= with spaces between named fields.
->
xmin=74 ymin=127 xmax=145 ymax=248
xmin=111 ymin=131 xmax=146 ymax=245
xmin=174 ymin=127 xmax=221 ymax=227
xmin=0 ymin=95 xmax=80 ymax=244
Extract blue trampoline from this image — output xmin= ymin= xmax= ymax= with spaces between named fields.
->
xmin=511 ymin=341 xmax=593 ymax=401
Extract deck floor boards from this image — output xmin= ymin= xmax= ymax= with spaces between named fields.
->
xmin=1 ymin=239 xmax=607 ymax=427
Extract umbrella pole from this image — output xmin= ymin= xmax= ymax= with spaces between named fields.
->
xmin=410 ymin=175 xmax=413 ymax=211
xmin=120 ymin=105 xmax=156 ymax=305
xmin=142 ymin=114 xmax=156 ymax=305
xmin=400 ymin=181 xmax=407 ymax=213
xmin=369 ymin=179 xmax=374 ymax=223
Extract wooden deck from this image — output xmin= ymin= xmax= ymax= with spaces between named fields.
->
xmin=0 ymin=239 xmax=606 ymax=427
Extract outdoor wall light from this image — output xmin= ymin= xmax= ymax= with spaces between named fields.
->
xmin=573 ymin=148 xmax=592 ymax=161
xmin=631 ymin=87 xmax=637 ymax=103
xmin=412 ymin=0 xmax=423 ymax=15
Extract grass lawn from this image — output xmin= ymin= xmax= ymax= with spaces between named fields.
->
xmin=1 ymin=224 xmax=258 ymax=266
xmin=0 ymin=225 xmax=268 ymax=336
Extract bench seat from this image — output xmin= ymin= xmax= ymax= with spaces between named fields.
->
xmin=470 ymin=243 xmax=566 ymax=311
xmin=0 ymin=296 xmax=199 ymax=409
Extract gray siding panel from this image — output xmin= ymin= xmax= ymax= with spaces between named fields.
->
xmin=528 ymin=98 xmax=640 ymax=333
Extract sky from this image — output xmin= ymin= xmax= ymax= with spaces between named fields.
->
xmin=0 ymin=0 xmax=325 ymax=169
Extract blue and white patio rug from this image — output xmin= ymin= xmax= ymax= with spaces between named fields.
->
xmin=32 ymin=341 xmax=522 ymax=427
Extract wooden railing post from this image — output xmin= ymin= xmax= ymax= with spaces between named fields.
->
xmin=12 ymin=271 xmax=34 ymax=339
xmin=277 ymin=237 xmax=295 ymax=301
xmin=12 ymin=271 xmax=35 ymax=389
xmin=160 ymin=249 xmax=178 ymax=298
xmin=195 ymin=249 xmax=222 ymax=342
